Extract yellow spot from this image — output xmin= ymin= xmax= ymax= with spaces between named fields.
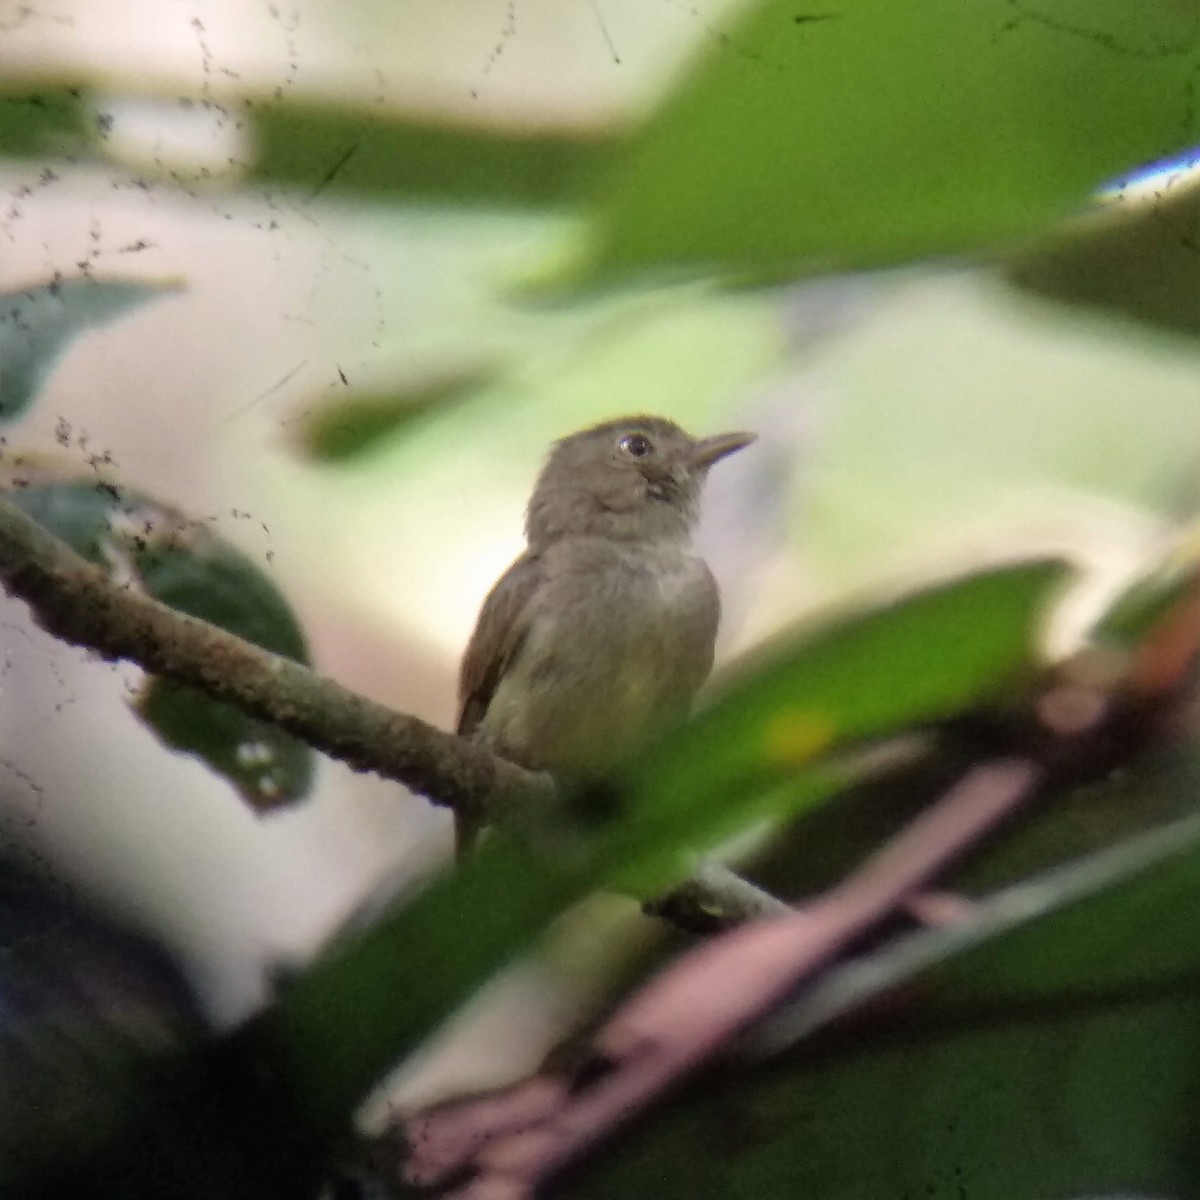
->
xmin=762 ymin=710 xmax=836 ymax=766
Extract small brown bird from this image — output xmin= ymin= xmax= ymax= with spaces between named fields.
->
xmin=455 ymin=415 xmax=755 ymax=855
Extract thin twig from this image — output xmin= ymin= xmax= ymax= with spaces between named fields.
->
xmin=644 ymin=861 xmax=792 ymax=931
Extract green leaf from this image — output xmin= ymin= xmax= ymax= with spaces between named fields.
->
xmin=0 ymin=279 xmax=178 ymax=421
xmin=581 ymin=1 xmax=1200 ymax=283
xmin=1007 ymin=174 xmax=1200 ymax=341
xmin=249 ymin=97 xmax=607 ymax=207
xmin=0 ymin=82 xmax=608 ymax=209
xmin=568 ymin=794 xmax=1200 ymax=1200
xmin=6 ymin=832 xmax=601 ymax=1195
xmin=2 ymin=473 xmax=124 ymax=556
xmin=0 ymin=86 xmax=88 ymax=159
xmin=603 ymin=559 xmax=1070 ymax=890
xmin=264 ymin=831 xmax=589 ymax=1129
xmin=6 ymin=481 xmax=314 ymax=806
xmin=0 ymin=856 xmax=201 ymax=1188
xmin=295 ymin=361 xmax=500 ymax=463
xmin=136 ymin=681 xmax=313 ymax=811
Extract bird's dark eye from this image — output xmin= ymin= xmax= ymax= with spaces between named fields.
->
xmin=619 ymin=433 xmax=653 ymax=459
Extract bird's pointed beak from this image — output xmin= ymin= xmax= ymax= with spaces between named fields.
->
xmin=691 ymin=430 xmax=757 ymax=469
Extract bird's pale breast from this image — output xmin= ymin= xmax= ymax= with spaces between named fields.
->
xmin=479 ymin=538 xmax=718 ymax=774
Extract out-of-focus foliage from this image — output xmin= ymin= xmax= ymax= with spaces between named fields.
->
xmin=1 ymin=1 xmax=1199 ymax=1197
xmin=0 ymin=279 xmax=177 ymax=420
xmin=0 ymin=854 xmax=201 ymax=1186
xmin=249 ymin=97 xmax=607 ymax=207
xmin=566 ymin=797 xmax=1200 ymax=1200
xmin=580 ymin=1 xmax=1200 ymax=283
xmin=1095 ymin=561 xmax=1200 ymax=647
xmin=295 ymin=361 xmax=501 ymax=462
xmin=0 ymin=83 xmax=606 ymax=208
xmin=1009 ymin=174 xmax=1200 ymax=340
xmin=270 ymin=831 xmax=583 ymax=1131
xmin=6 ymin=481 xmax=314 ymax=806
xmin=0 ymin=87 xmax=89 ymax=160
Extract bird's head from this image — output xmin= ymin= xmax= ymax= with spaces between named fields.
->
xmin=525 ymin=415 xmax=755 ymax=547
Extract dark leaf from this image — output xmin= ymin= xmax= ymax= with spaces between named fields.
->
xmin=295 ymin=361 xmax=499 ymax=463
xmin=250 ymin=97 xmax=607 ymax=207
xmin=568 ymin=796 xmax=1200 ymax=1200
xmin=1007 ymin=174 xmax=1200 ymax=340
xmin=0 ymin=854 xmax=201 ymax=1188
xmin=6 ymin=481 xmax=313 ymax=806
xmin=0 ymin=86 xmax=88 ymax=159
xmin=0 ymin=84 xmax=608 ymax=209
xmin=0 ymin=278 xmax=177 ymax=421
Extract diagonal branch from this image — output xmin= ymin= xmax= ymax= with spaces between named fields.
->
xmin=0 ymin=495 xmax=543 ymax=817
xmin=644 ymin=860 xmax=792 ymax=931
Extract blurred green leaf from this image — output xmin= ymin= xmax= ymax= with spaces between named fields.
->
xmin=0 ymin=279 xmax=177 ymax=421
xmin=750 ymin=557 xmax=1200 ymax=905
xmin=1093 ymin=561 xmax=1198 ymax=648
xmin=1 ymin=471 xmax=123 ymax=553
xmin=130 ymin=519 xmax=307 ymax=662
xmin=250 ymin=97 xmax=608 ymax=207
xmin=265 ymin=831 xmax=588 ymax=1130
xmin=1007 ymin=175 xmax=1200 ymax=340
xmin=0 ymin=82 xmax=608 ymax=209
xmin=582 ymin=2 xmax=1200 ymax=283
xmin=10 ymin=831 xmax=601 ymax=1197
xmin=605 ymin=559 xmax=1070 ymax=890
xmin=296 ymin=361 xmax=500 ymax=462
xmin=137 ymin=683 xmax=312 ymax=811
xmin=568 ymin=797 xmax=1200 ymax=1200
xmin=0 ymin=86 xmax=88 ymax=159
xmin=6 ymin=481 xmax=314 ymax=806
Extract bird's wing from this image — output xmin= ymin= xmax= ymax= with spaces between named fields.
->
xmin=457 ymin=551 xmax=544 ymax=737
